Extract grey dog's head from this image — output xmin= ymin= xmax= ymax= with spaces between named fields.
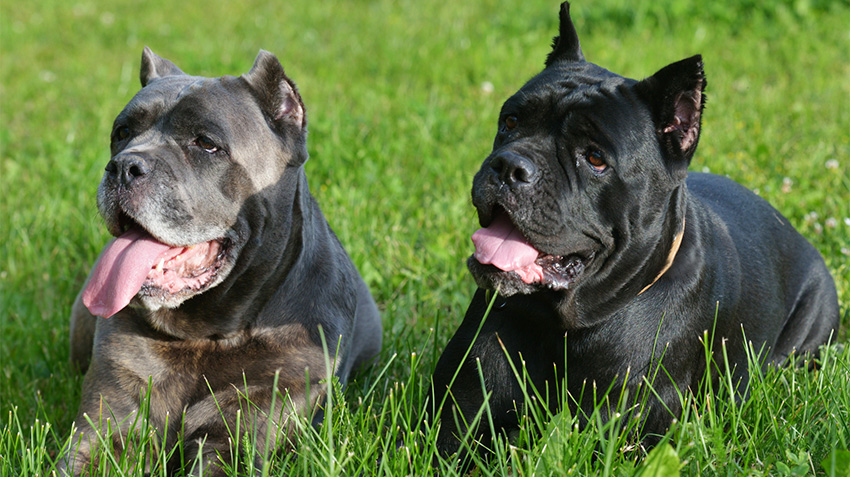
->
xmin=83 ymin=48 xmax=308 ymax=318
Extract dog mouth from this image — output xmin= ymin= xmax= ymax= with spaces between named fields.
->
xmin=470 ymin=209 xmax=587 ymax=292
xmin=82 ymin=213 xmax=231 ymax=318
xmin=140 ymin=234 xmax=229 ymax=295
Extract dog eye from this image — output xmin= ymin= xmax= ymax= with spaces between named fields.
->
xmin=195 ymin=136 xmax=219 ymax=153
xmin=114 ymin=126 xmax=130 ymax=141
xmin=585 ymin=150 xmax=607 ymax=173
xmin=505 ymin=115 xmax=518 ymax=130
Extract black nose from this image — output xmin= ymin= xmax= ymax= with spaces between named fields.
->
xmin=105 ymin=154 xmax=151 ymax=186
xmin=489 ymin=151 xmax=538 ymax=187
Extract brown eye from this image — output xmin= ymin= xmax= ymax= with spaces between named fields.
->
xmin=195 ymin=136 xmax=219 ymax=153
xmin=585 ymin=150 xmax=607 ymax=173
xmin=505 ymin=115 xmax=518 ymax=130
xmin=115 ymin=126 xmax=130 ymax=141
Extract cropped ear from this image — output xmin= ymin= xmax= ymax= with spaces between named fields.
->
xmin=241 ymin=50 xmax=306 ymax=130
xmin=635 ymin=55 xmax=706 ymax=176
xmin=140 ymin=47 xmax=186 ymax=87
xmin=545 ymin=2 xmax=584 ymax=66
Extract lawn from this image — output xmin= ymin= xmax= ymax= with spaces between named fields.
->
xmin=1 ymin=0 xmax=848 ymax=475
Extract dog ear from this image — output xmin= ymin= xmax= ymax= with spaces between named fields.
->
xmin=545 ymin=2 xmax=585 ymax=66
xmin=140 ymin=47 xmax=186 ymax=87
xmin=242 ymin=50 xmax=306 ymax=129
xmin=635 ymin=55 xmax=706 ymax=174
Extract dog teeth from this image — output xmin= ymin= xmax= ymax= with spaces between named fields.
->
xmin=156 ymin=259 xmax=164 ymax=272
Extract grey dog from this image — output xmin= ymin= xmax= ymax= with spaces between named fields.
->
xmin=60 ymin=48 xmax=382 ymax=476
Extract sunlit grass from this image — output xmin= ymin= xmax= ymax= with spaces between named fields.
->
xmin=1 ymin=0 xmax=848 ymax=475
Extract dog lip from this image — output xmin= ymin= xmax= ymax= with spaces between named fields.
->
xmin=112 ymin=210 xmax=174 ymax=244
xmin=113 ymin=210 xmax=136 ymax=237
xmin=470 ymin=204 xmax=594 ymax=291
xmin=113 ymin=209 xmax=219 ymax=249
xmin=477 ymin=204 xmax=498 ymax=228
xmin=470 ymin=252 xmax=587 ymax=293
xmin=478 ymin=203 xmax=515 ymax=229
xmin=110 ymin=209 xmax=235 ymax=297
xmin=140 ymin=236 xmax=231 ymax=297
xmin=476 ymin=204 xmax=554 ymax=256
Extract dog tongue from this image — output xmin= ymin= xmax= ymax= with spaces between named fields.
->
xmin=82 ymin=228 xmax=178 ymax=318
xmin=472 ymin=213 xmax=544 ymax=283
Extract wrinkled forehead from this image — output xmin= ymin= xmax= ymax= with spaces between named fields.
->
xmin=117 ymin=75 xmax=261 ymax=129
xmin=507 ymin=61 xmax=638 ymax=112
xmin=120 ymin=75 xmax=201 ymax=116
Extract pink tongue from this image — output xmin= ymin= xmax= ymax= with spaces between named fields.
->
xmin=82 ymin=228 xmax=180 ymax=318
xmin=471 ymin=213 xmax=544 ymax=283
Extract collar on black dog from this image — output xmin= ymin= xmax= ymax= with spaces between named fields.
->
xmin=638 ymin=218 xmax=685 ymax=296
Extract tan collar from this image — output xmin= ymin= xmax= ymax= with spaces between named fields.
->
xmin=638 ymin=218 xmax=685 ymax=296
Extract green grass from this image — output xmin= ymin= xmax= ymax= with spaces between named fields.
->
xmin=1 ymin=0 xmax=849 ymax=475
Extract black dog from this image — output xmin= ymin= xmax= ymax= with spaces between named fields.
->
xmin=431 ymin=2 xmax=839 ymax=458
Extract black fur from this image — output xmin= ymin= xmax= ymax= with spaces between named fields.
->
xmin=431 ymin=1 xmax=839 ymax=462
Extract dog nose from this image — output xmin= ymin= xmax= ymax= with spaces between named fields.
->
xmin=105 ymin=155 xmax=151 ymax=186
xmin=489 ymin=151 xmax=538 ymax=187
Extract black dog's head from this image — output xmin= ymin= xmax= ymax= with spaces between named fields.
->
xmin=83 ymin=48 xmax=308 ymax=318
xmin=468 ymin=2 xmax=705 ymax=304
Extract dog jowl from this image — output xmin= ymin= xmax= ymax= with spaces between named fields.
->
xmin=431 ymin=1 xmax=839 ymax=459
xmin=60 ymin=49 xmax=382 ymax=476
